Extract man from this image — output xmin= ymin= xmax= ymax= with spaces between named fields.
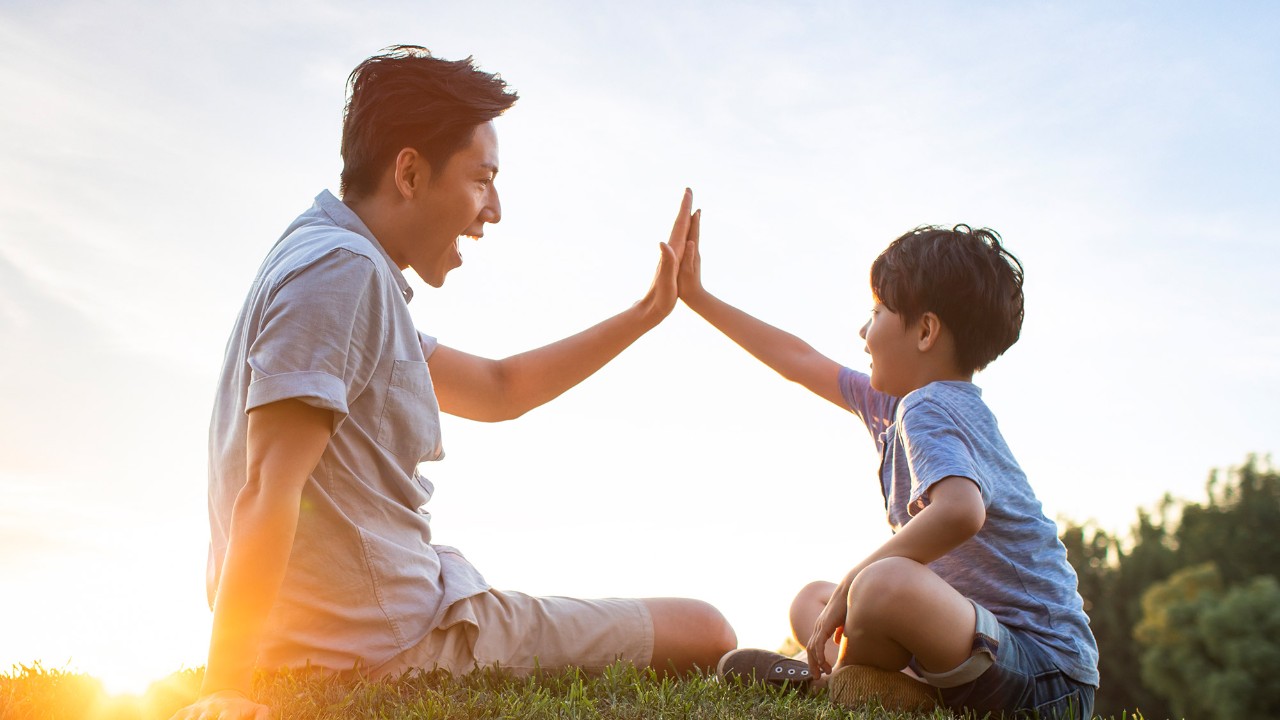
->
xmin=170 ymin=46 xmax=735 ymax=720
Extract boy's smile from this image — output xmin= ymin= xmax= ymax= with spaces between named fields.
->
xmin=860 ymin=303 xmax=916 ymax=397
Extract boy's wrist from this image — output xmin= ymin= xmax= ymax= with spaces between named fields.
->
xmin=680 ymin=285 xmax=711 ymax=314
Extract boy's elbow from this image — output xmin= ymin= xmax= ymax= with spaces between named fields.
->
xmin=934 ymin=477 xmax=986 ymax=539
xmin=955 ymin=491 xmax=986 ymax=539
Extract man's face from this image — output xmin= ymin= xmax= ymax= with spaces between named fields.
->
xmin=859 ymin=302 xmax=917 ymax=397
xmin=405 ymin=121 xmax=502 ymax=287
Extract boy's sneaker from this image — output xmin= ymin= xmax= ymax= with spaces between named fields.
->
xmin=826 ymin=664 xmax=940 ymax=713
xmin=716 ymin=648 xmax=814 ymax=688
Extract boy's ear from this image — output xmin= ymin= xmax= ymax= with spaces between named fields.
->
xmin=916 ymin=312 xmax=944 ymax=352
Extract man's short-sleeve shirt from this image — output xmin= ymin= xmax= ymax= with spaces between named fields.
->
xmin=208 ymin=190 xmax=488 ymax=671
xmin=839 ymin=367 xmax=1100 ymax=686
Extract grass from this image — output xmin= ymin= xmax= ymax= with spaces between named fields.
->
xmin=0 ymin=661 xmax=1147 ymax=720
xmin=0 ymin=661 xmax=969 ymax=720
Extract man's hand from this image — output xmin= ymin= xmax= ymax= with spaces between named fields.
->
xmin=635 ymin=188 xmax=696 ymax=324
xmin=168 ymin=689 xmax=269 ymax=720
xmin=805 ymin=584 xmax=848 ymax=678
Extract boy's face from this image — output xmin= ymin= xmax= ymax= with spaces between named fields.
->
xmin=859 ymin=302 xmax=918 ymax=397
xmin=402 ymin=121 xmax=503 ymax=287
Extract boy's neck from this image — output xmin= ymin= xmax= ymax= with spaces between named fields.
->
xmin=903 ymin=366 xmax=973 ymax=395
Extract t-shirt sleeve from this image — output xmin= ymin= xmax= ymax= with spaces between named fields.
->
xmin=899 ymin=398 xmax=986 ymax=515
xmin=246 ymin=248 xmax=383 ymax=429
xmin=838 ymin=366 xmax=898 ymax=441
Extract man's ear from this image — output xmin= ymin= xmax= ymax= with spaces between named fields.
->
xmin=392 ymin=147 xmax=430 ymax=200
xmin=917 ymin=312 xmax=944 ymax=352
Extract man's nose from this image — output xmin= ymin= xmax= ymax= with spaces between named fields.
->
xmin=481 ymin=186 xmax=501 ymax=225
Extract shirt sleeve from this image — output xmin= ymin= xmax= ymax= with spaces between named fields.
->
xmin=418 ymin=331 xmax=439 ymax=360
xmin=246 ymin=248 xmax=384 ymax=429
xmin=839 ymin=366 xmax=899 ymax=443
xmin=899 ymin=398 xmax=986 ymax=515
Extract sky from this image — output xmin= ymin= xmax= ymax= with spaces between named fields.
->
xmin=1 ymin=0 xmax=1278 ymax=696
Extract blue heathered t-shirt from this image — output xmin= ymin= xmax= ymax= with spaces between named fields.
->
xmin=839 ymin=367 xmax=1100 ymax=687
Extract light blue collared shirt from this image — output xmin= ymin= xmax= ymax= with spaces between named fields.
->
xmin=208 ymin=190 xmax=488 ymax=671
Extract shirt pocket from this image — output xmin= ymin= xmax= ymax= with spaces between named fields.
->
xmin=376 ymin=359 xmax=442 ymax=461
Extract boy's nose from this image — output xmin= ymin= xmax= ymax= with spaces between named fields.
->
xmin=858 ymin=320 xmax=870 ymax=339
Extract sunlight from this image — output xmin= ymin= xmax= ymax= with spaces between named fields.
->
xmin=95 ymin=664 xmax=158 ymax=697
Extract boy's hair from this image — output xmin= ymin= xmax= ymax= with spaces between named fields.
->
xmin=870 ymin=224 xmax=1025 ymax=373
xmin=340 ymin=45 xmax=518 ymax=198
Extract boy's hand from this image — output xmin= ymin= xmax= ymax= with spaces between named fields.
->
xmin=636 ymin=188 xmax=695 ymax=324
xmin=806 ymin=589 xmax=848 ymax=677
xmin=676 ymin=207 xmax=705 ymax=303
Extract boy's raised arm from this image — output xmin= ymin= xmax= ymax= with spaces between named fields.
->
xmin=678 ymin=212 xmax=845 ymax=408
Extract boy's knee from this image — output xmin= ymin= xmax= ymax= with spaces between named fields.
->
xmin=792 ymin=580 xmax=837 ymax=611
xmin=848 ymin=557 xmax=926 ymax=615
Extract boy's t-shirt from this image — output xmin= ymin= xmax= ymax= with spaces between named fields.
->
xmin=839 ymin=367 xmax=1100 ymax=687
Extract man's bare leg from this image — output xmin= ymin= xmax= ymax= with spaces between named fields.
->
xmin=643 ymin=598 xmax=737 ymax=674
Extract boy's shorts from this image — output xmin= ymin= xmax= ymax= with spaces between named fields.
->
xmin=911 ymin=601 xmax=1096 ymax=720
xmin=371 ymin=589 xmax=654 ymax=678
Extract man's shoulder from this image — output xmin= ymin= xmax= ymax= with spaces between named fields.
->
xmin=260 ymin=219 xmax=384 ymax=290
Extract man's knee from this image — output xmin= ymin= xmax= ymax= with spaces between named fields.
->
xmin=646 ymin=598 xmax=736 ymax=657
xmin=688 ymin=599 xmax=737 ymax=654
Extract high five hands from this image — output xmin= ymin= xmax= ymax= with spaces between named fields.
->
xmin=639 ymin=188 xmax=705 ymax=322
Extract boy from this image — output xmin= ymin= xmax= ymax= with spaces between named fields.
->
xmin=683 ymin=219 xmax=1098 ymax=718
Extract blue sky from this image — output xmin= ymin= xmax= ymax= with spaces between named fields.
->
xmin=1 ymin=0 xmax=1277 ymax=692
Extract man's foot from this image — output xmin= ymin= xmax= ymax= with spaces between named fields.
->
xmin=716 ymin=648 xmax=814 ymax=688
xmin=826 ymin=664 xmax=940 ymax=712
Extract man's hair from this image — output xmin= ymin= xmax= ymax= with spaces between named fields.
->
xmin=340 ymin=45 xmax=518 ymax=198
xmin=870 ymin=224 xmax=1025 ymax=373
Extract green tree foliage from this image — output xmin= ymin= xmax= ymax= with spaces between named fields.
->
xmin=1062 ymin=455 xmax=1279 ymax=720
xmin=1064 ymin=511 xmax=1176 ymax=720
xmin=1136 ymin=564 xmax=1280 ymax=720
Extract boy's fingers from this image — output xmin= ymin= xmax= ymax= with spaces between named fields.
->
xmin=668 ymin=188 xmax=693 ymax=241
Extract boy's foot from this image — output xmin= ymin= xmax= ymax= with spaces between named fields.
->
xmin=716 ymin=648 xmax=814 ymax=688
xmin=826 ymin=664 xmax=940 ymax=713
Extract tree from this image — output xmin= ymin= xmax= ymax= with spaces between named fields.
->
xmin=1136 ymin=564 xmax=1280 ymax=720
xmin=1062 ymin=455 xmax=1279 ymax=720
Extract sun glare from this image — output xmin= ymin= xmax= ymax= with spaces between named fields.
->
xmin=89 ymin=659 xmax=176 ymax=698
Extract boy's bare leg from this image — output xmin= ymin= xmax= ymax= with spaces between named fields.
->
xmin=790 ymin=581 xmax=840 ymax=668
xmin=643 ymin=598 xmax=737 ymax=673
xmin=836 ymin=557 xmax=975 ymax=674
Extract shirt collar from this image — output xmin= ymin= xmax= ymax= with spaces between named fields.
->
xmin=313 ymin=189 xmax=414 ymax=303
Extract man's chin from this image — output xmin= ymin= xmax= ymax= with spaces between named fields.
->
xmin=413 ymin=260 xmax=460 ymax=289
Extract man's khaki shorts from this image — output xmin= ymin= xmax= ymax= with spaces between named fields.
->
xmin=371 ymin=589 xmax=654 ymax=678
